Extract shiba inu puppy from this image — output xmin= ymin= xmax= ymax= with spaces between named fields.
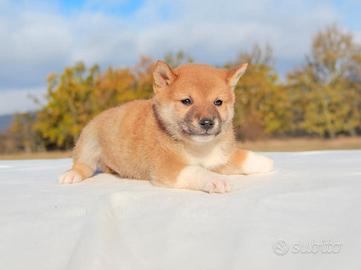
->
xmin=59 ymin=61 xmax=274 ymax=193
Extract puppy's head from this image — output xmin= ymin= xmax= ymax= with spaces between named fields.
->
xmin=152 ymin=61 xmax=247 ymax=143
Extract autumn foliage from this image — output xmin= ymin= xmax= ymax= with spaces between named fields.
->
xmin=1 ymin=25 xmax=361 ymax=153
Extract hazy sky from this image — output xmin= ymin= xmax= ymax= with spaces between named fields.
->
xmin=0 ymin=0 xmax=361 ymax=114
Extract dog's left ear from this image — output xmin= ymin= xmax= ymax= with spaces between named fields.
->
xmin=226 ymin=63 xmax=248 ymax=88
xmin=153 ymin=60 xmax=177 ymax=93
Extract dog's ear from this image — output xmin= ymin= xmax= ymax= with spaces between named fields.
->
xmin=153 ymin=60 xmax=177 ymax=92
xmin=226 ymin=63 xmax=248 ymax=88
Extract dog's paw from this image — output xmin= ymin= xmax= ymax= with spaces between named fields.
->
xmin=59 ymin=170 xmax=84 ymax=184
xmin=241 ymin=152 xmax=274 ymax=175
xmin=203 ymin=177 xmax=231 ymax=193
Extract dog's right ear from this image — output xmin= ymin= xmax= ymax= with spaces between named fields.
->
xmin=153 ymin=60 xmax=177 ymax=93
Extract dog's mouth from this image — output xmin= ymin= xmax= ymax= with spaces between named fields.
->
xmin=179 ymin=123 xmax=221 ymax=140
xmin=182 ymin=130 xmax=218 ymax=136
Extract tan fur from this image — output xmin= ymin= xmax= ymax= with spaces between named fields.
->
xmin=213 ymin=148 xmax=249 ymax=175
xmin=59 ymin=61 xmax=274 ymax=193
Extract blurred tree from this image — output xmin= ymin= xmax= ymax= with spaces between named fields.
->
xmin=133 ymin=56 xmax=155 ymax=100
xmin=34 ymin=58 xmax=154 ymax=149
xmin=287 ymin=25 xmax=361 ymax=137
xmin=5 ymin=113 xmax=45 ymax=152
xmin=164 ymin=50 xmax=193 ymax=67
xmin=35 ymin=62 xmax=98 ymax=149
xmin=228 ymin=45 xmax=292 ymax=140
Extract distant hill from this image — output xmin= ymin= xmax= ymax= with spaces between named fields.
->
xmin=0 ymin=114 xmax=13 ymax=133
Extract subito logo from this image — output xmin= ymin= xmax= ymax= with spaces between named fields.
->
xmin=273 ymin=240 xmax=289 ymax=256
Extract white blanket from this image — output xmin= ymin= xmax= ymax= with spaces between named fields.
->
xmin=0 ymin=151 xmax=360 ymax=270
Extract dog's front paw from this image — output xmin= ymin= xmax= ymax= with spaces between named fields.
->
xmin=59 ymin=170 xmax=84 ymax=184
xmin=241 ymin=152 xmax=274 ymax=175
xmin=202 ymin=177 xmax=231 ymax=193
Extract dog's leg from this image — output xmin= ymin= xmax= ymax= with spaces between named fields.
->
xmin=59 ymin=124 xmax=100 ymax=184
xmin=175 ymin=166 xmax=231 ymax=193
xmin=213 ymin=149 xmax=274 ymax=175
xmin=151 ymin=154 xmax=231 ymax=193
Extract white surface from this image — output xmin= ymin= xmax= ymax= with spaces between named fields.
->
xmin=0 ymin=151 xmax=360 ymax=270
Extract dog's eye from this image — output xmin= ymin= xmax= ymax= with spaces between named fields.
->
xmin=181 ymin=98 xmax=193 ymax=105
xmin=214 ymin=99 xmax=223 ymax=106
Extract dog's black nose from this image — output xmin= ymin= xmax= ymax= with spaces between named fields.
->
xmin=199 ymin=118 xmax=214 ymax=130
